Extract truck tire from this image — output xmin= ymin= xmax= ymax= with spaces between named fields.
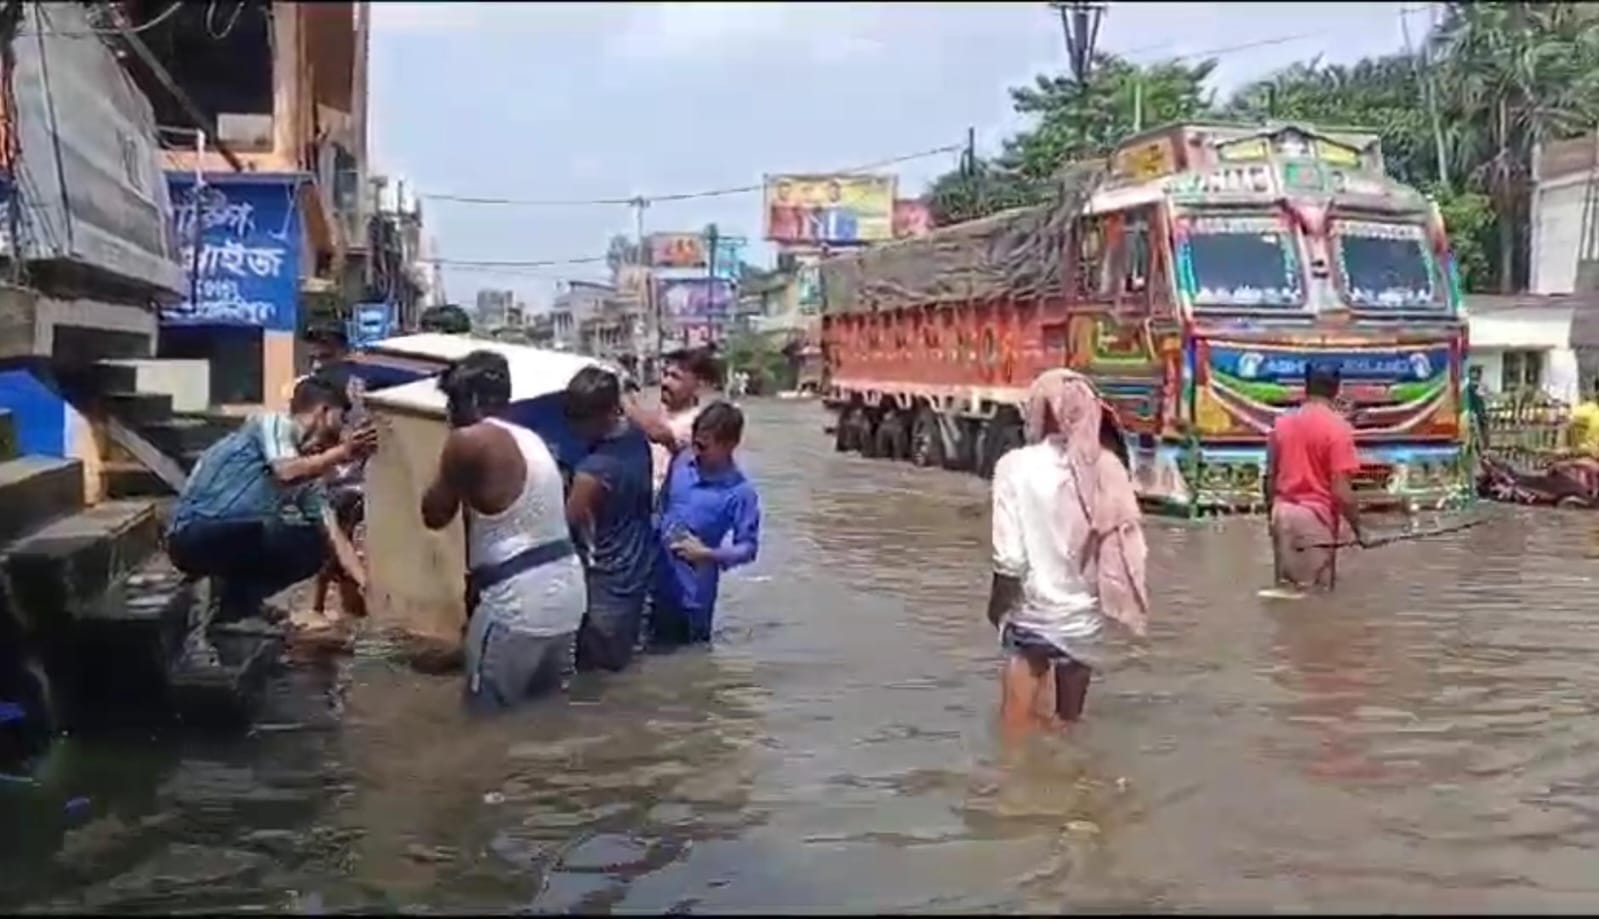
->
xmin=910 ymin=408 xmax=945 ymax=468
xmin=875 ymin=412 xmax=910 ymax=461
xmin=858 ymin=412 xmax=883 ymax=459
xmin=835 ymin=407 xmax=860 ymax=452
xmin=976 ymin=418 xmax=1024 ymax=480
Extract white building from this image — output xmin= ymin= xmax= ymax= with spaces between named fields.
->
xmin=1465 ymin=295 xmax=1591 ymax=403
xmin=1529 ymin=133 xmax=1599 ymax=296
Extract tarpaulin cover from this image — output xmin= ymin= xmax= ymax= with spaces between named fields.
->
xmin=819 ymin=163 xmax=1105 ymax=314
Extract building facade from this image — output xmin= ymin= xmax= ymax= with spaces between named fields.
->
xmin=126 ymin=0 xmax=369 ymax=409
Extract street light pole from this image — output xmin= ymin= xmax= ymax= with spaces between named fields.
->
xmin=1050 ymin=1 xmax=1105 ymax=87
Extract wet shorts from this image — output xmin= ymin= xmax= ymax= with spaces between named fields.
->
xmin=464 ymin=619 xmax=575 ymax=714
xmin=1001 ymin=622 xmax=1080 ymax=664
xmin=575 ymin=588 xmax=646 ymax=673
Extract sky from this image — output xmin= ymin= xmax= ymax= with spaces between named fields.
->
xmin=367 ymin=1 xmax=1437 ymax=311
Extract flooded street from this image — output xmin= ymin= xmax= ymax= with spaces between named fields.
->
xmin=6 ymin=399 xmax=1599 ymax=912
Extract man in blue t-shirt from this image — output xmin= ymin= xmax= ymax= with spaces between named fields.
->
xmin=563 ymin=366 xmax=655 ymax=673
xmin=167 ymin=374 xmax=376 ymax=632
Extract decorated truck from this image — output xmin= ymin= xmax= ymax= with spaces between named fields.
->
xmin=819 ymin=121 xmax=1470 ymax=515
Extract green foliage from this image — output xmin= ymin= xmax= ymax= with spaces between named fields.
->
xmin=419 ymin=305 xmax=472 ymax=335
xmin=723 ymin=329 xmax=795 ymax=395
xmin=924 ymin=4 xmax=1599 ymax=294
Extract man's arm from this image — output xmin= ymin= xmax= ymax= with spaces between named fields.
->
xmin=1262 ymin=433 xmax=1278 ymax=512
xmin=987 ymin=455 xmax=1026 ymax=629
xmin=258 ymin=414 xmax=369 ymax=486
xmin=708 ymin=490 xmax=761 ymax=569
xmin=623 ymin=394 xmax=684 ymax=451
xmin=565 ymin=468 xmax=609 ymax=546
xmin=1328 ymin=425 xmax=1366 ymax=542
xmin=421 ymin=428 xmax=477 ymax=530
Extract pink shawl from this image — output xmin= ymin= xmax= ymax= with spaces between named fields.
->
xmin=1023 ymin=369 xmax=1151 ymax=637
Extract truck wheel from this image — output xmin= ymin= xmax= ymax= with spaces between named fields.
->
xmin=950 ymin=420 xmax=980 ymax=473
xmin=977 ymin=418 xmax=1024 ymax=480
xmin=835 ymin=407 xmax=859 ymax=452
xmin=858 ymin=413 xmax=883 ymax=458
xmin=874 ymin=412 xmax=910 ymax=461
xmin=910 ymin=408 xmax=945 ymax=468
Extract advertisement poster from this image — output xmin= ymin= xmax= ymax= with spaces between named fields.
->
xmin=648 ymin=232 xmax=708 ymax=269
xmin=349 ymin=302 xmax=394 ymax=348
xmin=763 ymin=173 xmax=895 ymax=246
xmin=656 ymin=277 xmax=735 ymax=320
xmin=163 ymin=176 xmax=301 ymax=330
xmin=892 ymin=198 xmax=933 ymax=239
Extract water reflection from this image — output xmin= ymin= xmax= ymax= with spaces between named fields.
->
xmin=7 ymin=402 xmax=1599 ymax=911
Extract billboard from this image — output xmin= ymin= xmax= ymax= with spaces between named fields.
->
xmin=648 ymin=232 xmax=707 ymax=269
xmin=164 ymin=176 xmax=302 ymax=330
xmin=615 ymin=264 xmax=651 ymax=302
xmin=711 ymin=236 xmax=744 ymax=281
xmin=656 ymin=277 xmax=735 ymax=320
xmin=349 ymin=302 xmax=394 ymax=348
xmin=796 ymin=264 xmax=822 ymax=314
xmin=763 ymin=173 xmax=895 ymax=246
xmin=893 ymin=199 xmax=933 ymax=239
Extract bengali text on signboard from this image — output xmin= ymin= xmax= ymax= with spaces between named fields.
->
xmin=162 ymin=177 xmax=301 ymax=331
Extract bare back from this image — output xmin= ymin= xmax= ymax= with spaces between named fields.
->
xmin=454 ymin=420 xmax=527 ymax=517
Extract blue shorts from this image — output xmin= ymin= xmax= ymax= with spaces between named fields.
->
xmin=1000 ymin=623 xmax=1084 ymax=666
xmin=575 ymin=587 xmax=646 ymax=673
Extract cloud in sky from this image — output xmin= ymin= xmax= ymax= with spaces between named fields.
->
xmin=368 ymin=2 xmax=1427 ymax=309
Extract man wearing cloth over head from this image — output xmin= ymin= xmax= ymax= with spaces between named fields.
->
xmin=565 ymin=366 xmax=656 ymax=672
xmin=1264 ymin=360 xmax=1373 ymax=592
xmin=421 ymin=351 xmax=585 ymax=712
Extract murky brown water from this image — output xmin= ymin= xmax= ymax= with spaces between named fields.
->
xmin=6 ymin=400 xmax=1599 ymax=912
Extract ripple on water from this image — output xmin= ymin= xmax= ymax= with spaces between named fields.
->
xmin=9 ymin=405 xmax=1599 ymax=911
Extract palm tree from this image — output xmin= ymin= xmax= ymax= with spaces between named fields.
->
xmin=1431 ymin=2 xmax=1599 ymax=292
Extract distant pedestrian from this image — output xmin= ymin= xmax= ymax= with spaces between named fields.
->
xmin=650 ymin=402 xmax=762 ymax=647
xmin=1263 ymin=361 xmax=1372 ymax=593
xmin=421 ymin=350 xmax=585 ymax=712
xmin=564 ymin=366 xmax=656 ymax=672
xmin=987 ymin=369 xmax=1148 ymax=738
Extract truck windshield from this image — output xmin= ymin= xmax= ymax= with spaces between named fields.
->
xmin=1183 ymin=215 xmax=1303 ymax=309
xmin=1332 ymin=220 xmax=1440 ymax=309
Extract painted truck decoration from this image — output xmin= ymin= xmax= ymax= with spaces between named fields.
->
xmin=818 ymin=121 xmax=1469 ymax=514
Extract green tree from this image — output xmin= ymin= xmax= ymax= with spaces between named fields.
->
xmin=925 ymin=54 xmax=1217 ymax=227
xmin=1430 ymin=1 xmax=1599 ymax=292
xmin=605 ymin=234 xmax=639 ymax=275
xmin=419 ymin=304 xmax=472 ymax=335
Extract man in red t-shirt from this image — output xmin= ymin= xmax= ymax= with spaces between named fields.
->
xmin=1263 ymin=361 xmax=1371 ymax=590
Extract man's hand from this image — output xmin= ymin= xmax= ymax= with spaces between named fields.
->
xmin=345 ymin=422 xmax=379 ymax=459
xmin=670 ymin=533 xmax=715 ymax=565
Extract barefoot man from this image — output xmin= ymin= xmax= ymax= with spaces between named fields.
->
xmin=1264 ymin=361 xmax=1373 ymax=593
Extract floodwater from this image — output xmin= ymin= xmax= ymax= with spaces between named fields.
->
xmin=5 ymin=399 xmax=1599 ymax=912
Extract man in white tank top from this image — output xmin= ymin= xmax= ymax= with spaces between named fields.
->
xmin=421 ymin=351 xmax=586 ymax=712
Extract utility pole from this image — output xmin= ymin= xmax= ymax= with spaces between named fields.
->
xmin=1 ymin=0 xmax=24 ymax=285
xmin=1050 ymin=1 xmax=1105 ymax=87
xmin=631 ymin=195 xmax=660 ymax=378
xmin=704 ymin=223 xmax=718 ymax=349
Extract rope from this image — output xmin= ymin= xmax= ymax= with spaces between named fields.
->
xmin=1299 ymin=514 xmax=1493 ymax=551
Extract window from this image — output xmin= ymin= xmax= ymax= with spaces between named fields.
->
xmin=1501 ymin=350 xmax=1544 ymax=394
xmin=1183 ymin=214 xmax=1304 ymax=309
xmin=1071 ymin=216 xmax=1108 ymax=300
xmin=1332 ymin=220 xmax=1440 ymax=310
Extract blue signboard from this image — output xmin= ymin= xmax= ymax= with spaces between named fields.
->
xmin=161 ymin=174 xmax=302 ymax=331
xmin=1208 ymin=346 xmax=1451 ymax=384
xmin=349 ymin=301 xmax=394 ymax=348
xmin=710 ymin=237 xmax=744 ymax=282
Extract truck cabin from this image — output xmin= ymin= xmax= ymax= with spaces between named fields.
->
xmin=1094 ymin=121 xmax=1457 ymax=325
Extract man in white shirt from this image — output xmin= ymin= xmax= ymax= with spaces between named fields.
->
xmin=627 ymin=347 xmax=726 ymax=495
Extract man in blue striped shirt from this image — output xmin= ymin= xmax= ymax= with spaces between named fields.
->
xmin=167 ymin=374 xmax=375 ymax=632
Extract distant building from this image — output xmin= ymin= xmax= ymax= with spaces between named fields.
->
xmin=475 ymin=288 xmax=515 ymax=329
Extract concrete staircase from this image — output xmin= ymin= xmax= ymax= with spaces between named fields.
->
xmin=58 ymin=360 xmax=244 ymax=499
xmin=0 ymin=398 xmax=272 ymax=766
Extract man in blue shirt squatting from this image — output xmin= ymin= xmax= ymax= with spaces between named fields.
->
xmin=563 ymin=365 xmax=656 ymax=673
xmin=166 ymin=374 xmax=376 ymax=655
xmin=650 ymin=401 xmax=762 ymax=647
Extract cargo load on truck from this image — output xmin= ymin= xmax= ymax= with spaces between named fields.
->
xmin=819 ymin=162 xmax=1104 ymax=315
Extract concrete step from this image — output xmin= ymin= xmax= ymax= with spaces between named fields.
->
xmin=45 ymin=559 xmax=196 ymax=731
xmin=169 ymin=628 xmax=278 ymax=730
xmin=101 ymin=418 xmax=216 ymax=464
xmin=0 ymin=501 xmax=161 ymax=636
xmin=0 ymin=408 xmax=15 ymax=461
xmin=101 ymin=452 xmax=202 ymax=499
xmin=0 ymin=457 xmax=85 ymax=548
xmin=103 ymin=391 xmax=175 ymax=426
